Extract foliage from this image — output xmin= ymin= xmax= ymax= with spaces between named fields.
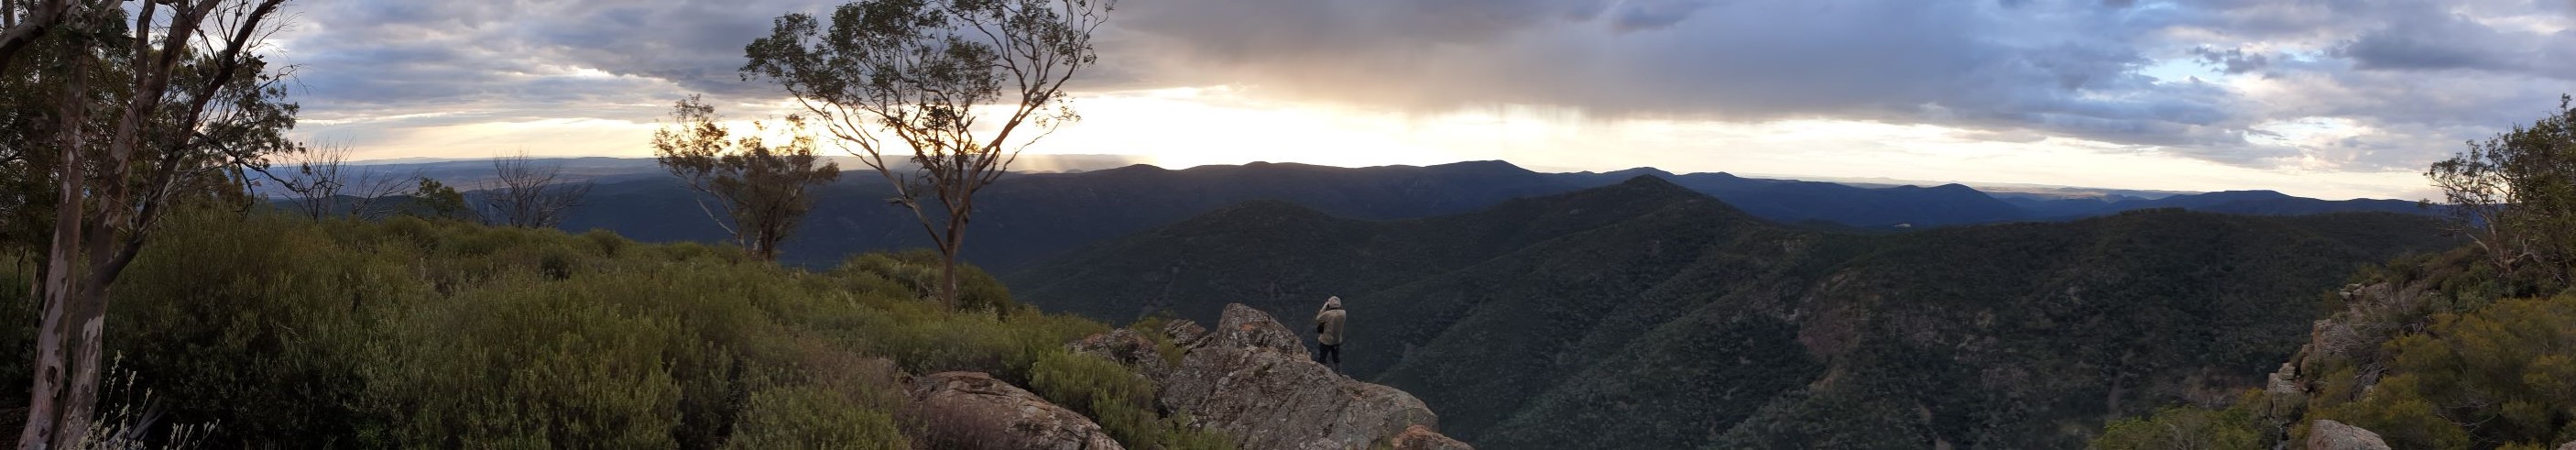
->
xmin=834 ymin=249 xmax=1015 ymax=313
xmin=1025 ymin=350 xmax=1239 ymax=449
xmin=651 ymin=95 xmax=840 ymax=260
xmin=2090 ymin=403 xmax=2264 ymax=450
xmin=2425 ymin=94 xmax=2576 ymax=284
xmin=1031 ymin=352 xmax=1157 ymax=445
xmin=5 ymin=1 xmax=302 ymax=445
xmin=0 ymin=209 xmax=1241 ymax=447
xmin=726 ymin=385 xmax=909 ymax=450
xmin=1009 ymin=176 xmax=2462 ymax=448
xmin=2311 ymin=294 xmax=2576 ymax=449
xmin=742 ymin=0 xmax=1114 ymax=308
xmin=409 ymin=176 xmax=472 ymax=220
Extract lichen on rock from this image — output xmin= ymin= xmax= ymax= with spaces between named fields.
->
xmin=907 ymin=371 xmax=1126 ymax=450
xmin=1074 ymin=303 xmax=1473 ymax=450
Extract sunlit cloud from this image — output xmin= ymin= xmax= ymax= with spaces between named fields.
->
xmin=269 ymin=0 xmax=2576 ymax=200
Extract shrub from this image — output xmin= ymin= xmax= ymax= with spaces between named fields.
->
xmin=2089 ymin=404 xmax=2262 ymax=450
xmin=582 ymin=228 xmax=630 ymax=258
xmin=726 ymin=386 xmax=908 ymax=449
xmin=2312 ymin=295 xmax=2576 ymax=449
xmin=1031 ymin=351 xmax=1160 ymax=446
xmin=0 ymin=208 xmax=1122 ymax=448
xmin=834 ymin=250 xmax=1016 ymax=313
xmin=356 ymin=275 xmax=686 ymax=448
xmin=1156 ymin=414 xmax=1240 ymax=450
xmin=106 ymin=210 xmax=384 ymax=442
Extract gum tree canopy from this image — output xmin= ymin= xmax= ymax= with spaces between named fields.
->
xmin=0 ymin=0 xmax=300 ymax=447
xmin=742 ymin=0 xmax=1115 ymax=309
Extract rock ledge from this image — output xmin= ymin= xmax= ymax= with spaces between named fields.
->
xmin=1077 ymin=303 xmax=1471 ymax=450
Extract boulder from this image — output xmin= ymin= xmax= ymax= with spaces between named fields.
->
xmin=1206 ymin=303 xmax=1310 ymax=356
xmin=2266 ymin=362 xmax=2300 ymax=395
xmin=1069 ymin=327 xmax=1169 ymax=379
xmin=1165 ymin=318 xmax=1210 ymax=347
xmin=1152 ymin=303 xmax=1468 ymax=450
xmin=2559 ymin=441 xmax=2576 ymax=450
xmin=907 ymin=371 xmax=1125 ymax=450
xmin=1390 ymin=424 xmax=1474 ymax=450
xmin=2306 ymin=420 xmax=2390 ymax=450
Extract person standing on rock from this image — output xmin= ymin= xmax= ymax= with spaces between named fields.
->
xmin=1315 ymin=296 xmax=1348 ymax=372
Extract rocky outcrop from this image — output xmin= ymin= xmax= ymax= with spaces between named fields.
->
xmin=1070 ymin=327 xmax=1170 ymax=380
xmin=907 ymin=371 xmax=1125 ymax=450
xmin=1076 ymin=303 xmax=1470 ymax=450
xmin=1389 ymin=424 xmax=1474 ymax=450
xmin=2306 ymin=420 xmax=2390 ymax=450
xmin=2247 ymin=280 xmax=2429 ymax=445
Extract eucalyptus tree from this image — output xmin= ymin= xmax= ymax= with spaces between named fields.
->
xmin=743 ymin=0 xmax=1114 ymax=308
xmin=652 ymin=95 xmax=842 ymax=260
xmin=4 ymin=1 xmax=299 ymax=447
xmin=2426 ymin=94 xmax=2576 ymax=284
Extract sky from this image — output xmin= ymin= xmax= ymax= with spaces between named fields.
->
xmin=270 ymin=0 xmax=2576 ymax=200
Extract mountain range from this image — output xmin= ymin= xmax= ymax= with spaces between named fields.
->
xmin=1002 ymin=177 xmax=2458 ymax=448
xmin=343 ymin=157 xmax=2452 ymax=446
xmin=450 ymin=159 xmax=2429 ymax=269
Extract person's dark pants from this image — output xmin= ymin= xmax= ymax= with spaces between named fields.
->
xmin=1317 ymin=344 xmax=1341 ymax=369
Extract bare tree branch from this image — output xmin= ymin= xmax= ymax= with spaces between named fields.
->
xmin=476 ymin=151 xmax=592 ymax=228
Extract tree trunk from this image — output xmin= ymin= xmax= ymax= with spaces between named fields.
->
xmin=51 ymin=304 xmax=106 ymax=449
xmin=940 ymin=257 xmax=961 ymax=310
xmin=940 ymin=212 xmax=968 ymax=310
xmin=18 ymin=281 xmax=71 ymax=449
xmin=18 ymin=56 xmax=87 ymax=449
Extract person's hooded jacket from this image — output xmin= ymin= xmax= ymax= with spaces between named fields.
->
xmin=1315 ymin=296 xmax=1348 ymax=346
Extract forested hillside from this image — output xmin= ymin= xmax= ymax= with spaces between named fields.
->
xmin=1006 ymin=177 xmax=2458 ymax=448
xmin=548 ymin=159 xmax=2429 ymax=271
xmin=563 ymin=161 xmax=1580 ymax=269
xmin=2087 ymin=96 xmax=2576 ymax=450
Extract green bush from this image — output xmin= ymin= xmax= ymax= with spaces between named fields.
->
xmin=2312 ymin=294 xmax=2576 ymax=449
xmin=834 ymin=249 xmax=1016 ymax=313
xmin=0 ymin=208 xmax=1151 ymax=448
xmin=2090 ymin=404 xmax=2263 ymax=450
xmin=356 ymin=275 xmax=686 ymax=448
xmin=726 ymin=386 xmax=908 ymax=449
xmin=582 ymin=228 xmax=630 ymax=258
xmin=1031 ymin=351 xmax=1160 ymax=446
xmin=108 ymin=211 xmax=386 ymax=441
xmin=1157 ymin=414 xmax=1240 ymax=450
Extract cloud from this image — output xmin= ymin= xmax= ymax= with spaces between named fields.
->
xmin=277 ymin=0 xmax=823 ymax=120
xmin=1101 ymin=0 xmax=2576 ymax=171
xmin=2335 ymin=10 xmax=2522 ymax=71
xmin=2190 ymin=46 xmax=2272 ymax=74
xmin=1607 ymin=0 xmax=1719 ymax=31
xmin=1108 ymin=0 xmax=2272 ymax=158
xmin=270 ymin=0 xmax=2576 ymax=180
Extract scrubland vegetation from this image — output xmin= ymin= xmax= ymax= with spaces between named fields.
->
xmin=0 ymin=208 xmax=1227 ymax=448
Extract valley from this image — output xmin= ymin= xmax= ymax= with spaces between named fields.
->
xmin=1008 ymin=176 xmax=2455 ymax=448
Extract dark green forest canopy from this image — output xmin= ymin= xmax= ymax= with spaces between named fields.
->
xmin=1006 ymin=176 xmax=2458 ymax=448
